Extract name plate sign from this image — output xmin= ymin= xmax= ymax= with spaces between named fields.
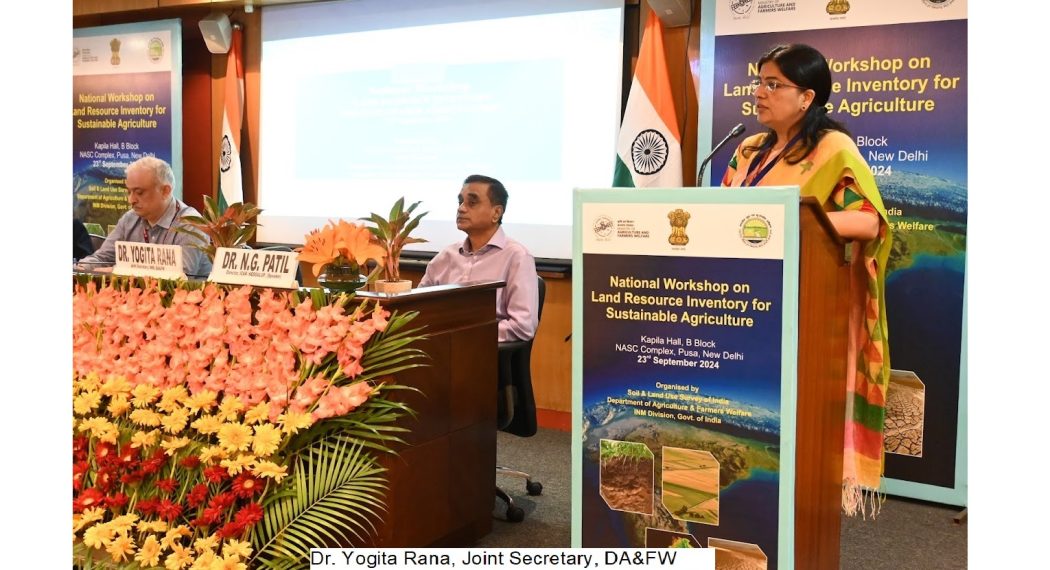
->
xmin=113 ymin=241 xmax=186 ymax=280
xmin=209 ymin=247 xmax=299 ymax=289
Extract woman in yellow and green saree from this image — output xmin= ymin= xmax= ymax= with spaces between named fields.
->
xmin=722 ymin=43 xmax=893 ymax=518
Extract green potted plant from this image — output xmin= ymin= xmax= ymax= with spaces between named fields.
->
xmin=174 ymin=195 xmax=262 ymax=262
xmin=362 ymin=197 xmax=428 ymax=293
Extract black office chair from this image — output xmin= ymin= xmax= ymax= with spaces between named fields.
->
xmin=495 ymin=275 xmax=545 ymax=522
xmin=88 ymin=233 xmax=106 ymax=253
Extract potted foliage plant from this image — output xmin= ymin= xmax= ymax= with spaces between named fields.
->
xmin=362 ymin=197 xmax=428 ymax=293
xmin=174 ymin=195 xmax=262 ymax=262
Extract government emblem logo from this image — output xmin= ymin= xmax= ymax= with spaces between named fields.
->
xmin=110 ymin=38 xmax=121 ymax=66
xmin=667 ymin=209 xmax=690 ymax=246
xmin=922 ymin=0 xmax=955 ymax=8
xmin=826 ymin=0 xmax=850 ymax=15
xmin=739 ymin=214 xmax=771 ymax=247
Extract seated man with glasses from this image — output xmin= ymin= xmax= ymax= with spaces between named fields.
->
xmin=76 ymin=156 xmax=212 ymax=277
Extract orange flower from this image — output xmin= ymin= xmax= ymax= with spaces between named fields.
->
xmin=297 ymin=226 xmax=340 ymax=275
xmin=297 ymin=220 xmax=386 ymax=276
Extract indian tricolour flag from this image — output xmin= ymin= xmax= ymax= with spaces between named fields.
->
xmin=218 ymin=26 xmax=244 ymax=211
xmin=613 ymin=12 xmax=682 ymax=188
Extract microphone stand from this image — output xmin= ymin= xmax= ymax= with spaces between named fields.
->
xmin=696 ymin=123 xmax=745 ymax=186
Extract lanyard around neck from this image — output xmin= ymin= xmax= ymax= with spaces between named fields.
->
xmin=743 ymin=133 xmax=802 ymax=187
xmin=142 ymin=201 xmax=181 ymax=243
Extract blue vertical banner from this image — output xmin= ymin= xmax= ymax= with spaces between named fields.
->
xmin=73 ymin=20 xmax=182 ymax=234
xmin=573 ymin=187 xmax=800 ymax=569
xmin=700 ymin=1 xmax=968 ymax=506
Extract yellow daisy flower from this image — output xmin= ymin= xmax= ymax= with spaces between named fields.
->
xmin=98 ymin=424 xmax=120 ymax=444
xmin=99 ymin=375 xmax=132 ymax=396
xmin=193 ymin=535 xmax=218 ymax=554
xmin=77 ymin=372 xmax=102 ymax=392
xmin=159 ymin=386 xmax=190 ymax=413
xmin=162 ymin=408 xmax=191 ymax=434
xmin=191 ymin=415 xmax=223 ymax=435
xmin=82 ymin=523 xmax=112 ymax=549
xmin=161 ymin=525 xmax=192 ymax=550
xmin=251 ymin=424 xmax=283 ymax=457
xmin=131 ymin=429 xmax=160 ymax=448
xmin=107 ymin=394 xmax=131 ymax=416
xmin=131 ymin=384 xmax=161 ymax=407
xmin=164 ymin=543 xmax=194 ymax=570
xmin=215 ymin=554 xmax=248 ymax=570
xmin=251 ymin=460 xmax=289 ymax=482
xmin=198 ymin=445 xmax=228 ymax=464
xmin=278 ymin=411 xmax=314 ymax=435
xmin=161 ymin=436 xmax=192 ymax=456
xmin=185 ymin=390 xmax=218 ymax=413
xmin=218 ymin=398 xmax=245 ymax=422
xmin=73 ymin=391 xmax=102 ymax=415
xmin=130 ymin=409 xmax=163 ymax=427
xmin=109 ymin=513 xmax=140 ymax=534
xmin=221 ymin=540 xmax=252 ymax=559
xmin=105 ymin=532 xmax=136 ymax=562
xmin=220 ymin=454 xmax=255 ymax=475
xmin=136 ymin=519 xmax=169 ymax=533
xmin=190 ymin=550 xmax=216 ymax=569
xmin=243 ymin=402 xmax=270 ymax=425
xmin=134 ymin=534 xmax=163 ymax=567
xmin=217 ymin=423 xmax=253 ymax=453
xmin=76 ymin=416 xmax=105 ymax=433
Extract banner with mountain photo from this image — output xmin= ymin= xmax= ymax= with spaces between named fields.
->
xmin=573 ymin=187 xmax=800 ymax=568
xmin=704 ymin=2 xmax=968 ymax=505
xmin=73 ymin=20 xmax=182 ymax=235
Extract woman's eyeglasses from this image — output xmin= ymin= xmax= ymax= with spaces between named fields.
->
xmin=750 ymin=78 xmax=804 ymax=93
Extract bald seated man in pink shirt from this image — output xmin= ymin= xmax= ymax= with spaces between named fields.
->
xmin=419 ymin=174 xmax=539 ymax=342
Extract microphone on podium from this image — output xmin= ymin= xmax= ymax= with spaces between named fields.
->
xmin=696 ymin=123 xmax=746 ymax=186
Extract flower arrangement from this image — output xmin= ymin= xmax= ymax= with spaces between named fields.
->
xmin=174 ymin=196 xmax=263 ymax=262
xmin=72 ymin=276 xmax=427 ymax=568
xmin=297 ymin=219 xmax=386 ymax=282
xmin=361 ymin=197 xmax=428 ymax=284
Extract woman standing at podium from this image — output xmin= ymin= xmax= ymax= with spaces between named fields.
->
xmin=721 ymin=43 xmax=892 ymax=517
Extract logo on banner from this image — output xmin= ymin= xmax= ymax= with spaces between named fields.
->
xmin=826 ymin=0 xmax=850 ymax=15
xmin=922 ymin=0 xmax=955 ymax=8
xmin=148 ymin=38 xmax=164 ymax=62
xmin=730 ymin=0 xmax=755 ymax=15
xmin=739 ymin=214 xmax=771 ymax=247
xmin=667 ymin=209 xmax=691 ymax=246
xmin=109 ymin=38 xmax=121 ymax=66
xmin=631 ymin=129 xmax=669 ymax=175
xmin=593 ymin=216 xmax=614 ymax=239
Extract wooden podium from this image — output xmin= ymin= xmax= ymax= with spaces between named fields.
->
xmin=354 ymin=281 xmax=503 ymax=547
xmin=794 ymin=197 xmax=851 ymax=569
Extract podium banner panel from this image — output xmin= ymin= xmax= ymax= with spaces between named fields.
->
xmin=573 ymin=187 xmax=800 ymax=569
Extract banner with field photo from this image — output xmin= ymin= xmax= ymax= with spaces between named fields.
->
xmin=73 ymin=20 xmax=182 ymax=236
xmin=573 ymin=187 xmax=800 ymax=569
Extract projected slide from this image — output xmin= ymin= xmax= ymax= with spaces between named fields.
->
xmin=295 ymin=60 xmax=563 ymax=181
xmin=258 ymin=0 xmax=623 ymax=259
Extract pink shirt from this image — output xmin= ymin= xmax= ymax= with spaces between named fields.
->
xmin=419 ymin=227 xmax=539 ymax=342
